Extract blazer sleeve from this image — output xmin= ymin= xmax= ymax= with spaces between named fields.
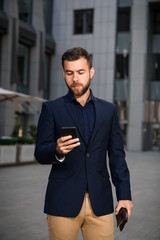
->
xmin=34 ymin=102 xmax=60 ymax=165
xmin=108 ymin=105 xmax=132 ymax=201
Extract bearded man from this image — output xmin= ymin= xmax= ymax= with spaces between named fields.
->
xmin=35 ymin=47 xmax=133 ymax=240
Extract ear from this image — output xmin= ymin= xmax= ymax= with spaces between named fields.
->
xmin=90 ymin=67 xmax=95 ymax=79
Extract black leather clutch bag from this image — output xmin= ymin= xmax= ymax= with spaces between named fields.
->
xmin=116 ymin=207 xmax=128 ymax=231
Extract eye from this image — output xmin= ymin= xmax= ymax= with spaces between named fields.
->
xmin=78 ymin=71 xmax=85 ymax=75
xmin=66 ymin=72 xmax=73 ymax=76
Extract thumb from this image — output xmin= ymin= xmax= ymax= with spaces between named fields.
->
xmin=115 ymin=206 xmax=120 ymax=215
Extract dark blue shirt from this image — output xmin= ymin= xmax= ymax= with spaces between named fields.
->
xmin=67 ymin=90 xmax=95 ymax=145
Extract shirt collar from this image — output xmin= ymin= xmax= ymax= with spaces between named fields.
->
xmin=67 ymin=89 xmax=94 ymax=104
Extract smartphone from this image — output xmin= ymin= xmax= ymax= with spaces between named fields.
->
xmin=61 ymin=127 xmax=78 ymax=139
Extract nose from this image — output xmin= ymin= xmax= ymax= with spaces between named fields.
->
xmin=73 ymin=72 xmax=78 ymax=81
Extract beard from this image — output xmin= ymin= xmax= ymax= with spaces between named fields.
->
xmin=65 ymin=78 xmax=91 ymax=97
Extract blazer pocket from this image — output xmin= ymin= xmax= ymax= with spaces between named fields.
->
xmin=101 ymin=169 xmax=110 ymax=179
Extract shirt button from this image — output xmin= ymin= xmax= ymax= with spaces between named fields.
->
xmin=86 ymin=153 xmax=90 ymax=157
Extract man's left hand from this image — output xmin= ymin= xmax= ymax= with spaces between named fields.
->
xmin=115 ymin=200 xmax=133 ymax=219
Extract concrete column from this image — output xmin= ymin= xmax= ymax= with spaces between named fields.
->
xmin=30 ymin=0 xmax=45 ymax=97
xmin=0 ymin=0 xmax=18 ymax=137
xmin=127 ymin=0 xmax=148 ymax=151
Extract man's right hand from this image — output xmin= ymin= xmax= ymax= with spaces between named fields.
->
xmin=56 ymin=135 xmax=80 ymax=155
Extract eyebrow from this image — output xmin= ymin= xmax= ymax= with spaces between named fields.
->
xmin=65 ymin=69 xmax=86 ymax=72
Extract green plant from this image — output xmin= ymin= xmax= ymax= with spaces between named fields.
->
xmin=0 ymin=138 xmax=17 ymax=145
xmin=17 ymin=136 xmax=35 ymax=144
xmin=28 ymin=125 xmax=37 ymax=140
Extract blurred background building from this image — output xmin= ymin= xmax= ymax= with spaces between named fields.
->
xmin=0 ymin=0 xmax=160 ymax=151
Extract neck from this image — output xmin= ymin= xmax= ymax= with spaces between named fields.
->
xmin=75 ymin=89 xmax=90 ymax=107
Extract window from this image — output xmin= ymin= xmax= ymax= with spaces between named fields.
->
xmin=116 ymin=53 xmax=129 ymax=79
xmin=114 ymin=6 xmax=131 ymax=147
xmin=151 ymin=54 xmax=160 ymax=81
xmin=152 ymin=7 xmax=160 ymax=34
xmin=150 ymin=3 xmax=160 ymax=34
xmin=115 ymin=101 xmax=128 ymax=145
xmin=43 ymin=54 xmax=51 ymax=99
xmin=117 ymin=7 xmax=130 ymax=32
xmin=42 ymin=0 xmax=53 ymax=34
xmin=145 ymin=101 xmax=160 ymax=123
xmin=17 ymin=44 xmax=30 ymax=94
xmin=74 ymin=9 xmax=94 ymax=34
xmin=18 ymin=0 xmax=33 ymax=24
xmin=115 ymin=53 xmax=129 ymax=101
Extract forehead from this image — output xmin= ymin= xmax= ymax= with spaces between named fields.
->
xmin=63 ymin=57 xmax=89 ymax=70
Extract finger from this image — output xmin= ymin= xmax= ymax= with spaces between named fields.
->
xmin=115 ymin=202 xmax=123 ymax=213
xmin=115 ymin=202 xmax=128 ymax=214
xmin=61 ymin=135 xmax=72 ymax=142
xmin=127 ymin=205 xmax=133 ymax=219
xmin=64 ymin=141 xmax=80 ymax=151
xmin=58 ymin=138 xmax=80 ymax=150
xmin=128 ymin=209 xmax=131 ymax=219
xmin=57 ymin=136 xmax=73 ymax=152
xmin=61 ymin=141 xmax=80 ymax=154
xmin=115 ymin=205 xmax=121 ymax=215
xmin=64 ymin=138 xmax=80 ymax=146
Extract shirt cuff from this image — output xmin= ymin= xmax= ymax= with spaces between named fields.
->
xmin=55 ymin=151 xmax=65 ymax=162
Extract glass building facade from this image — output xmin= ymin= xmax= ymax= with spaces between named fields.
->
xmin=114 ymin=0 xmax=132 ymax=145
xmin=0 ymin=0 xmax=159 ymax=151
xmin=143 ymin=2 xmax=160 ymax=150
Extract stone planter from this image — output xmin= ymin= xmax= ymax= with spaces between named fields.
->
xmin=0 ymin=145 xmax=17 ymax=165
xmin=17 ymin=144 xmax=35 ymax=163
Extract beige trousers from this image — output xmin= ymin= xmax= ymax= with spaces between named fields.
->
xmin=47 ymin=192 xmax=114 ymax=240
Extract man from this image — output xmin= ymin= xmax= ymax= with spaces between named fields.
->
xmin=35 ymin=47 xmax=133 ymax=240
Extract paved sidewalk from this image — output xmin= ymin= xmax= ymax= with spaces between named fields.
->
xmin=0 ymin=151 xmax=159 ymax=240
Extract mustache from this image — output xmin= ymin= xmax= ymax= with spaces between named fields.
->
xmin=71 ymin=83 xmax=83 ymax=87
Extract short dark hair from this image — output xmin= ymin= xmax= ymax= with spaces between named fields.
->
xmin=61 ymin=47 xmax=92 ymax=69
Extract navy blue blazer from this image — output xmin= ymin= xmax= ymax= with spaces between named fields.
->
xmin=35 ymin=92 xmax=132 ymax=217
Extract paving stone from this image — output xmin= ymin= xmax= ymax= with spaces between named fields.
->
xmin=0 ymin=151 xmax=159 ymax=240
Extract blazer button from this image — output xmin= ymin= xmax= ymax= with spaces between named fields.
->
xmin=86 ymin=153 xmax=90 ymax=157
